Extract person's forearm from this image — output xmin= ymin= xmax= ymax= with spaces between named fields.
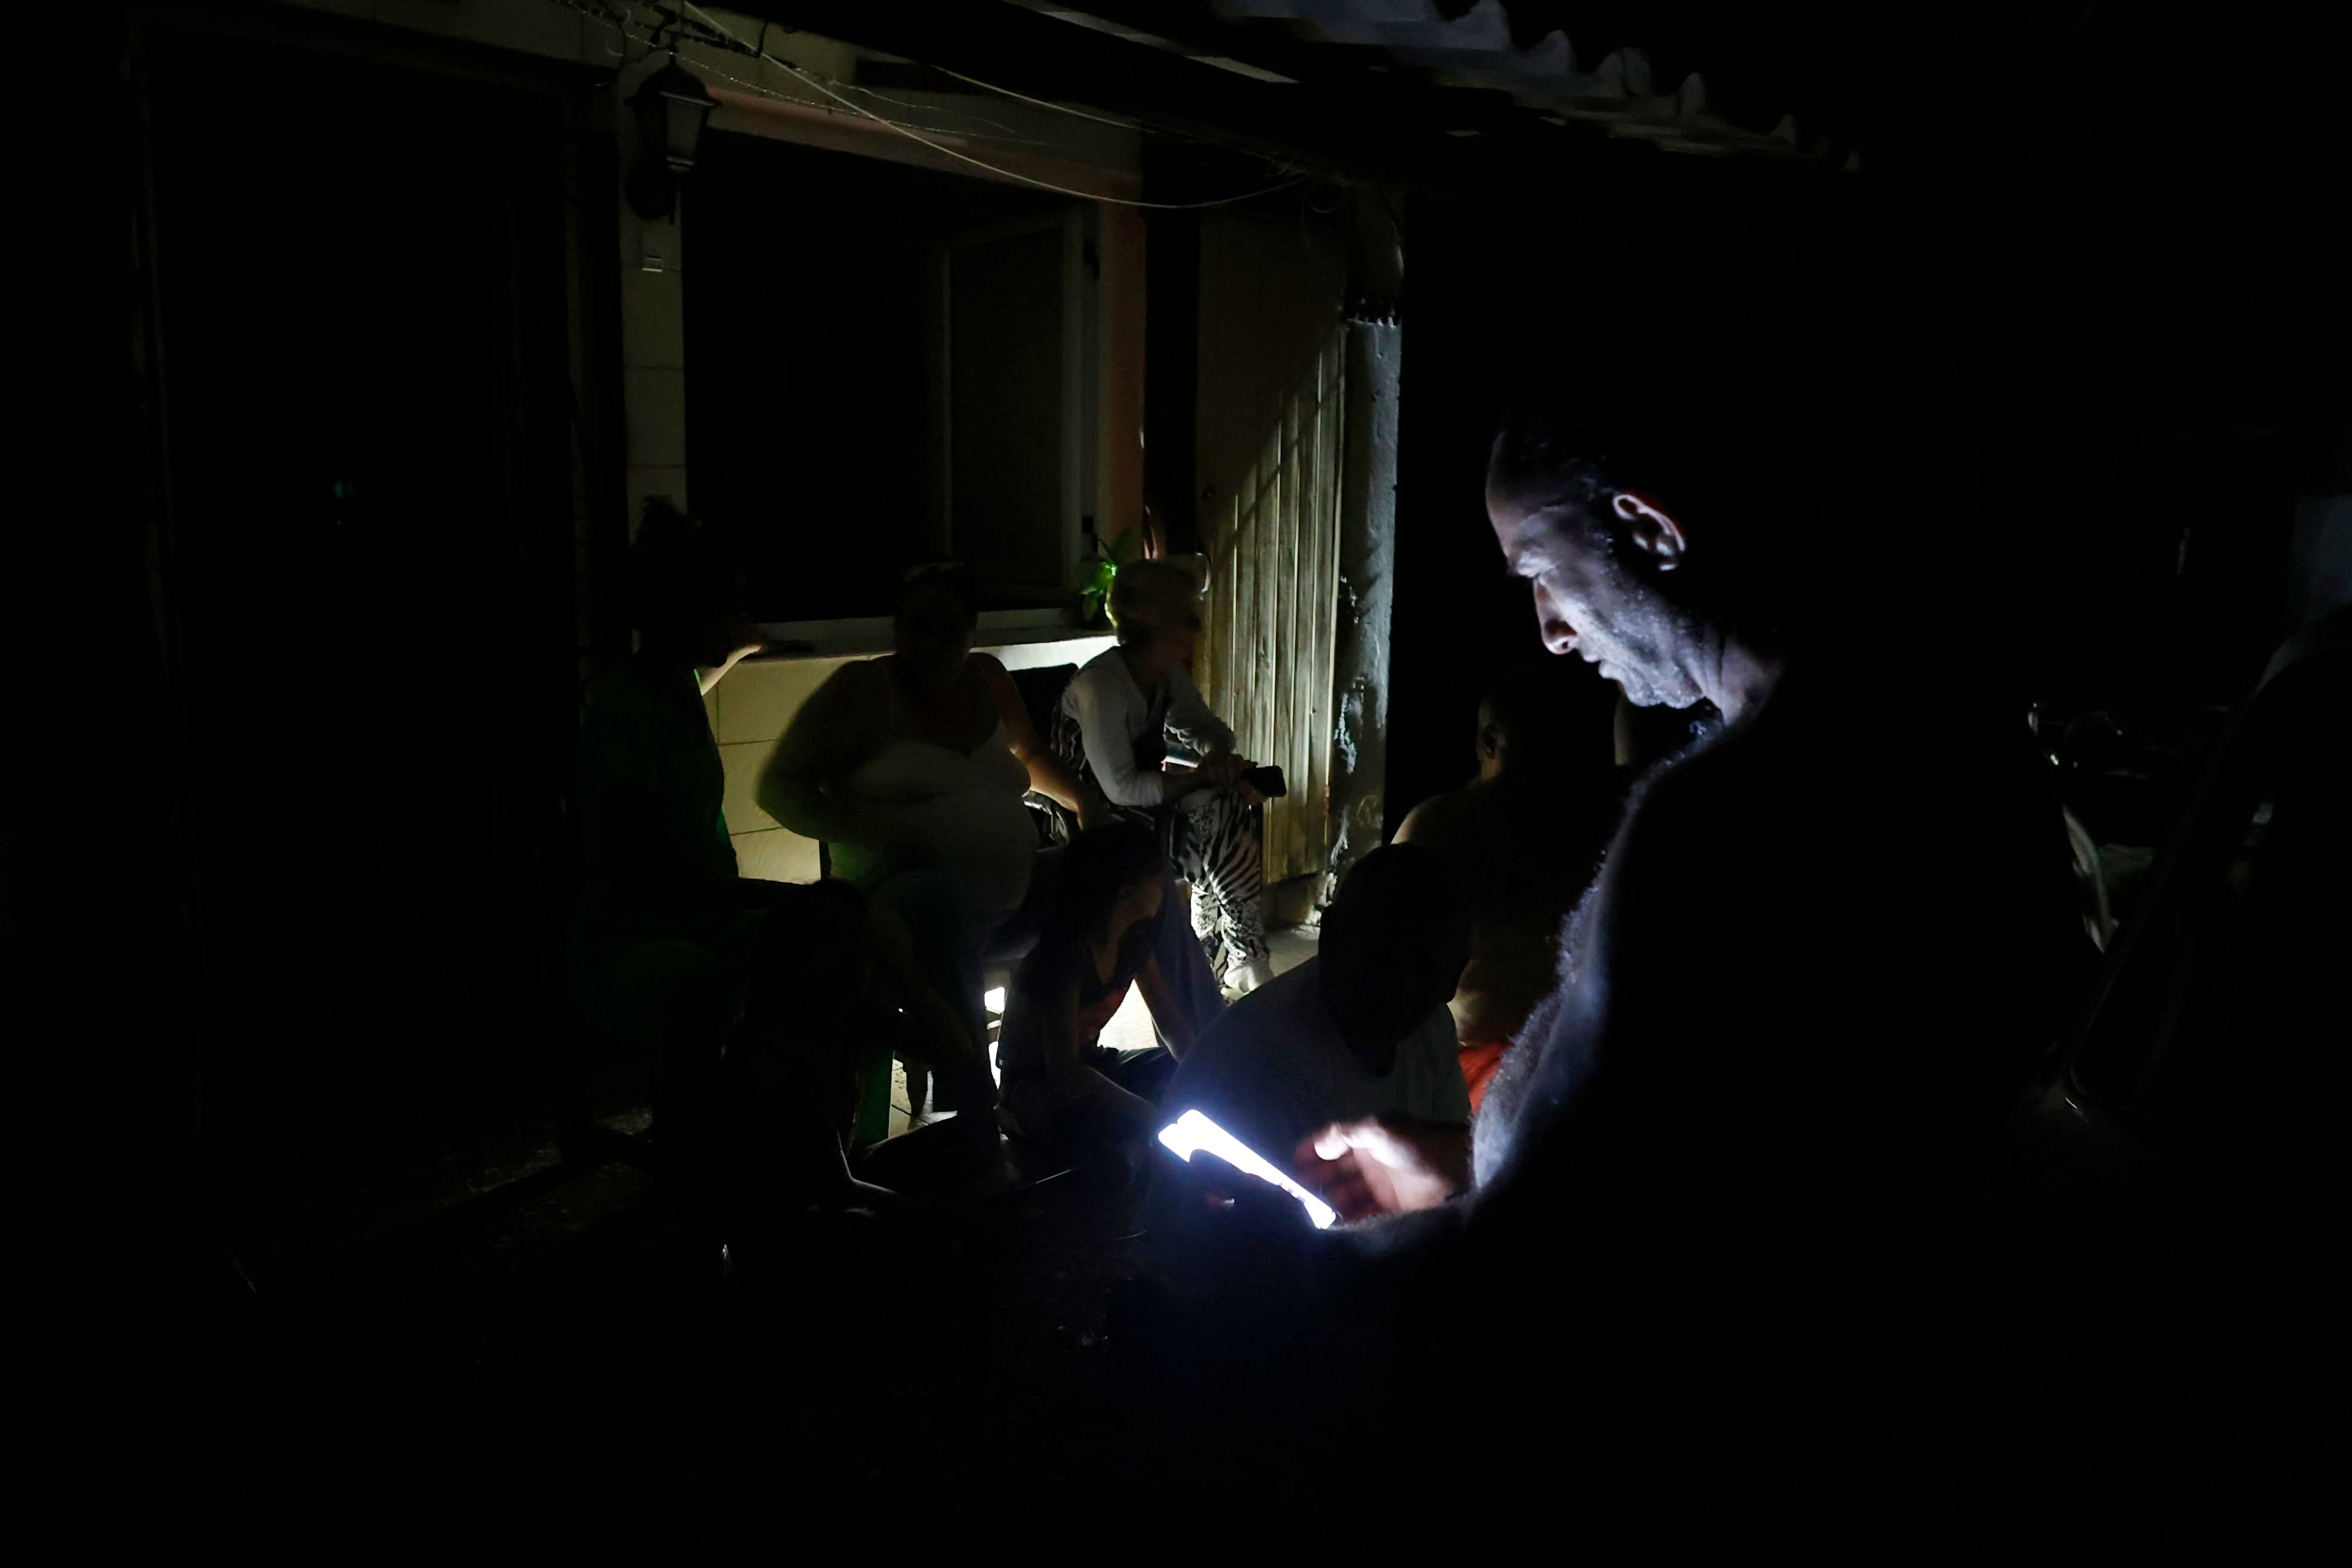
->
xmin=695 ymin=645 xmax=757 ymax=695
xmin=1022 ymin=751 xmax=1101 ymax=819
xmin=1070 ymin=677 xmax=1172 ymax=807
xmin=988 ymin=661 xmax=1100 ymax=820
xmin=1048 ymin=1057 xmax=1152 ymax=1124
xmin=1083 ymin=730 xmax=1171 ymax=808
xmin=1166 ymin=670 xmax=1237 ymax=759
xmin=1136 ymin=957 xmax=1199 ymax=1059
xmin=1170 ymin=763 xmax=1221 ymax=798
xmin=757 ymin=768 xmax=876 ymax=849
xmin=1343 ymin=1116 xmax=1473 ymax=1197
xmin=1038 ymin=1015 xmax=1129 ymax=1105
xmin=760 ymin=666 xmax=880 ymax=846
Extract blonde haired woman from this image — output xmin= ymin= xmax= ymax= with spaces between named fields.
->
xmin=1051 ymin=559 xmax=1275 ymax=993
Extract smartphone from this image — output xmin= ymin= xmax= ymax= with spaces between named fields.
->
xmin=1239 ymin=764 xmax=1287 ymax=798
xmin=1157 ymin=1109 xmax=1337 ymax=1229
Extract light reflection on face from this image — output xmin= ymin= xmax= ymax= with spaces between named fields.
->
xmin=1486 ymin=488 xmax=1704 ymax=709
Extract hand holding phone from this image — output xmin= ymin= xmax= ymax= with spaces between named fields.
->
xmin=1292 ymin=1117 xmax=1469 ymax=1222
xmin=1238 ymin=764 xmax=1287 ymax=798
xmin=1158 ymin=1109 xmax=1336 ymax=1229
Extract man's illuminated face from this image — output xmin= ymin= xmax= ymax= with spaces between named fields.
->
xmin=1487 ymin=485 xmax=1704 ymax=709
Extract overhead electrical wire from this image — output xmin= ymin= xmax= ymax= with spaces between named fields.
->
xmin=563 ymin=1 xmax=1077 ymax=145
xmin=821 ymin=73 xmax=1032 ymax=138
xmin=555 ymin=0 xmax=1308 ymax=208
xmin=931 ymin=65 xmax=1148 ymax=131
xmin=744 ymin=13 xmax=1042 ymax=138
xmin=673 ymin=2 xmax=1311 ymax=211
xmin=682 ymin=46 xmax=1042 ymax=142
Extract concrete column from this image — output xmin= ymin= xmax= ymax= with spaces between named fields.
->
xmin=616 ymin=51 xmax=688 ymax=534
xmin=1323 ymin=190 xmax=1404 ymax=905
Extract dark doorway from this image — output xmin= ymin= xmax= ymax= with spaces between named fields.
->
xmin=146 ymin=32 xmax=586 ymax=1143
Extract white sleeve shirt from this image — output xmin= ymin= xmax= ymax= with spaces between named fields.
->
xmin=1061 ymin=650 xmax=1237 ymax=808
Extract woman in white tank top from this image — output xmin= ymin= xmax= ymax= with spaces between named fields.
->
xmin=827 ymin=710 xmax=1035 ymax=922
xmin=757 ymin=571 xmax=1106 ymax=1073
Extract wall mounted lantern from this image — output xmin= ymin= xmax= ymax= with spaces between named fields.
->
xmin=625 ymin=56 xmax=720 ymax=221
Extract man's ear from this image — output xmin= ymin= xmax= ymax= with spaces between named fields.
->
xmin=1611 ymin=490 xmax=1689 ymax=570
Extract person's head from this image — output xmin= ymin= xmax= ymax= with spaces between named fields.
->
xmin=1472 ymin=664 xmax=1587 ymax=782
xmin=1050 ymin=820 xmax=1166 ymax=943
xmin=1316 ymin=845 xmax=1472 ymax=1073
xmin=1486 ymin=334 xmax=1815 ymax=709
xmin=630 ymin=498 xmax=749 ymax=666
xmin=893 ymin=565 xmax=978 ymax=696
xmin=1107 ymin=558 xmax=1206 ymax=672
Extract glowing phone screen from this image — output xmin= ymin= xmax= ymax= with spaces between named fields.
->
xmin=1156 ymin=1109 xmax=1338 ymax=1230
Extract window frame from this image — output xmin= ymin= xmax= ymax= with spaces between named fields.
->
xmin=937 ymin=204 xmax=1100 ymax=603
xmin=751 ymin=202 xmax=1100 ymax=646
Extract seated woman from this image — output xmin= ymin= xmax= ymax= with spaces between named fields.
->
xmin=756 ymin=567 xmax=1105 ymax=1069
xmin=1051 ymin=559 xmax=1275 ymax=993
xmin=996 ymin=821 xmax=1212 ymax=1151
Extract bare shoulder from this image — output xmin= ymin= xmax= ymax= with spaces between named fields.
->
xmin=1395 ymin=782 xmax=1481 ymax=848
xmin=973 ymin=654 xmax=1035 ymax=738
xmin=971 ymin=652 xmax=1020 ymax=703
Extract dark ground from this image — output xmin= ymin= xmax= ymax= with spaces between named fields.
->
xmin=181 ymin=908 xmax=2345 ymax=1559
xmin=188 ymin=1072 xmax=2350 ymax=1560
xmin=196 ymin=1078 xmax=1154 ymax=1552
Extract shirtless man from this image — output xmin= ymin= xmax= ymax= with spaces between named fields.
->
xmin=1392 ymin=666 xmax=1617 ymax=1109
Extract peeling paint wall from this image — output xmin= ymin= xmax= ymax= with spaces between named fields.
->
xmin=1325 ymin=316 xmax=1401 ymax=906
xmin=1323 ymin=190 xmax=1404 ymax=906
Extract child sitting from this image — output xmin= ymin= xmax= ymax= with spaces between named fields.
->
xmin=996 ymin=822 xmax=1219 ymax=1152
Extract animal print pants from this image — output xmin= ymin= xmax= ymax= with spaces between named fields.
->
xmin=1169 ymin=783 xmax=1267 ymax=977
xmin=1049 ymin=710 xmax=1267 ymax=977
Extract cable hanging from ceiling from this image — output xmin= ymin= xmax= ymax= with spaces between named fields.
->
xmin=558 ymin=0 xmax=1037 ymax=139
xmin=642 ymin=0 xmax=1312 ymax=210
xmin=928 ymin=64 xmax=1151 ymax=133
